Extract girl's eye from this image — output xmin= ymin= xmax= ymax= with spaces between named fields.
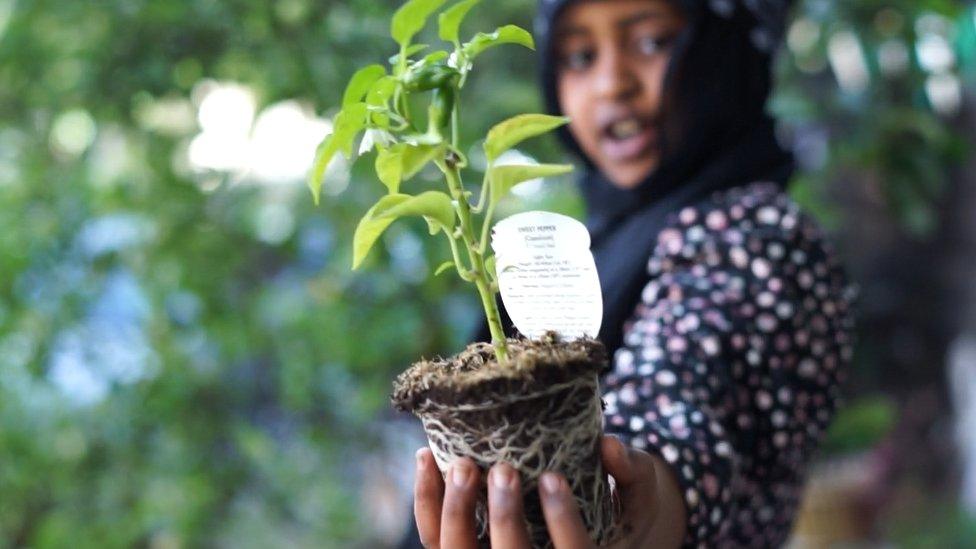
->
xmin=635 ymin=35 xmax=669 ymax=56
xmin=562 ymin=49 xmax=595 ymax=71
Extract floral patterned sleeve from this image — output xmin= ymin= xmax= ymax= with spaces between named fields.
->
xmin=601 ymin=183 xmax=855 ymax=548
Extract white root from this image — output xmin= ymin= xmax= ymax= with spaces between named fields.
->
xmin=420 ymin=373 xmax=619 ymax=548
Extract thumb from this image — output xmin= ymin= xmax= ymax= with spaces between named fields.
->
xmin=601 ymin=435 xmax=636 ymax=484
xmin=601 ymin=435 xmax=659 ymax=522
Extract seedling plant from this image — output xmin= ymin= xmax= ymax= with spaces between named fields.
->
xmin=307 ymin=0 xmax=575 ymax=366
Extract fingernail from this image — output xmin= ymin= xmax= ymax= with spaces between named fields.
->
xmin=492 ymin=465 xmax=513 ymax=491
xmin=540 ymin=473 xmax=561 ymax=495
xmin=452 ymin=463 xmax=470 ymax=487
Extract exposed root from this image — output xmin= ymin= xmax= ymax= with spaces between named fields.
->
xmin=392 ymin=334 xmax=620 ymax=548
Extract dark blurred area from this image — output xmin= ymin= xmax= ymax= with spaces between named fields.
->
xmin=0 ymin=0 xmax=974 ymax=547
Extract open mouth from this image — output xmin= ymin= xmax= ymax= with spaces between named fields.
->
xmin=599 ymin=116 xmax=658 ymax=162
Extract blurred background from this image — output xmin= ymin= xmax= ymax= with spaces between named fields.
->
xmin=0 ymin=0 xmax=974 ymax=547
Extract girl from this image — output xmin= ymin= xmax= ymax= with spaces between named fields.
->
xmin=410 ymin=0 xmax=855 ymax=547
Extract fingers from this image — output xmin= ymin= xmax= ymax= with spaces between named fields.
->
xmin=539 ymin=472 xmax=593 ymax=549
xmin=440 ymin=457 xmax=481 ymax=549
xmin=414 ymin=448 xmax=445 ymax=548
xmin=601 ymin=435 xmax=660 ymax=525
xmin=488 ymin=463 xmax=532 ymax=548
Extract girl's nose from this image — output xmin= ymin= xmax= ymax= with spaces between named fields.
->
xmin=593 ymin=47 xmax=639 ymax=101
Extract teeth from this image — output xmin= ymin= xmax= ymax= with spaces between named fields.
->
xmin=609 ymin=119 xmax=641 ymax=139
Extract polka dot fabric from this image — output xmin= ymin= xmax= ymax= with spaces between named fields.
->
xmin=601 ymin=182 xmax=855 ymax=548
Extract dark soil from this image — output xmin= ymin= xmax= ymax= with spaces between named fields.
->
xmin=391 ymin=332 xmax=608 ymax=413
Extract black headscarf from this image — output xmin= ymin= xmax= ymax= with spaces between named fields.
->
xmin=475 ymin=0 xmax=796 ymax=359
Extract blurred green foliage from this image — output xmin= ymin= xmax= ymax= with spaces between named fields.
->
xmin=819 ymin=395 xmax=896 ymax=455
xmin=0 ymin=0 xmax=972 ymax=547
xmin=888 ymin=502 xmax=976 ymax=548
xmin=775 ymin=0 xmax=972 ymax=235
xmin=0 ymin=1 xmax=577 ymax=546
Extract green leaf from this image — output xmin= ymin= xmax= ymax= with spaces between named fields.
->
xmin=365 ymin=77 xmax=398 ymax=127
xmin=334 ymin=103 xmax=370 ymax=159
xmin=375 ymin=146 xmax=404 ymax=194
xmin=419 ymin=50 xmax=450 ymax=65
xmin=423 ymin=216 xmax=443 ymax=235
xmin=307 ymin=103 xmax=370 ymax=204
xmin=438 ymin=0 xmax=479 ymax=43
xmin=352 ymin=197 xmax=404 ymax=269
xmin=366 ymin=76 xmax=398 ymax=107
xmin=462 ymin=24 xmax=534 ymax=59
xmin=369 ymin=110 xmax=391 ymax=129
xmin=374 ymin=143 xmax=445 ymax=194
xmin=342 ymin=65 xmax=386 ymax=107
xmin=391 ymin=0 xmax=448 ymax=47
xmin=388 ymin=44 xmax=429 ymax=66
xmin=402 ymin=143 xmax=445 ymax=179
xmin=488 ymin=163 xmax=573 ymax=206
xmin=352 ymin=191 xmax=455 ymax=269
xmin=434 ymin=261 xmax=455 ymax=276
xmin=381 ymin=191 xmax=455 ymax=228
xmin=307 ymin=135 xmax=338 ymax=205
xmin=484 ymin=113 xmax=570 ymax=162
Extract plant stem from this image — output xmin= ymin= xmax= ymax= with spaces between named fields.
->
xmin=444 ymin=231 xmax=474 ymax=282
xmin=471 ymin=170 xmax=490 ymax=214
xmin=478 ymin=194 xmax=496 ymax=256
xmin=441 ymin=163 xmax=509 ymax=366
xmin=439 ymin=90 xmax=509 ymax=365
xmin=451 ymin=96 xmax=459 ymax=147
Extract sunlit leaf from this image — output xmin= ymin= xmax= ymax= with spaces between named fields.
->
xmin=423 ymin=216 xmax=444 ymax=235
xmin=391 ymin=0 xmax=448 ymax=47
xmin=380 ymin=191 xmax=455 ymax=228
xmin=370 ymin=110 xmax=391 ymax=129
xmin=353 ymin=198 xmax=403 ymax=269
xmin=462 ymin=25 xmax=533 ymax=60
xmin=488 ymin=163 xmax=573 ymax=206
xmin=419 ymin=50 xmax=450 ymax=65
xmin=366 ymin=76 xmax=398 ymax=108
xmin=334 ymin=103 xmax=370 ymax=159
xmin=365 ymin=77 xmax=398 ymax=127
xmin=438 ymin=0 xmax=479 ymax=43
xmin=353 ymin=191 xmax=455 ymax=268
xmin=308 ymin=134 xmax=338 ymax=205
xmin=342 ymin=65 xmax=386 ymax=107
xmin=484 ymin=113 xmax=569 ymax=162
xmin=374 ymin=143 xmax=444 ymax=194
xmin=402 ymin=143 xmax=444 ymax=179
xmin=375 ymin=145 xmax=404 ymax=193
xmin=307 ymin=103 xmax=370 ymax=204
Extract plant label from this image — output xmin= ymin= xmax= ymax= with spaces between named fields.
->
xmin=491 ymin=211 xmax=602 ymax=340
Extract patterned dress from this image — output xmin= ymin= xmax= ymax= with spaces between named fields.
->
xmin=601 ymin=182 xmax=855 ymax=548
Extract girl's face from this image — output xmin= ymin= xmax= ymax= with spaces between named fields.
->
xmin=554 ymin=0 xmax=686 ymax=189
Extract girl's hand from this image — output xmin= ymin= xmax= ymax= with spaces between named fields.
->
xmin=413 ymin=435 xmax=676 ymax=548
